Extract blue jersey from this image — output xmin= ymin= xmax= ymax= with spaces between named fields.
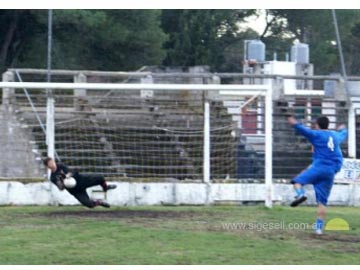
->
xmin=293 ymin=123 xmax=348 ymax=172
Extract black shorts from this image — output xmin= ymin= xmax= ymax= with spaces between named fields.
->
xmin=69 ymin=173 xmax=105 ymax=191
xmin=66 ymin=174 xmax=105 ymax=208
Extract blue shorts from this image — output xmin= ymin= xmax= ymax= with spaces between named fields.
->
xmin=291 ymin=165 xmax=335 ymax=206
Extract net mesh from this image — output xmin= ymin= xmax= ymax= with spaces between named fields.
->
xmin=13 ymin=83 xmax=267 ymax=181
xmin=10 ymin=71 xmax=350 ymax=182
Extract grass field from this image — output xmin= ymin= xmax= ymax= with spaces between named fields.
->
xmin=0 ymin=205 xmax=359 ymax=265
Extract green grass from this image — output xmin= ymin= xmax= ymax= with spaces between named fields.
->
xmin=0 ymin=205 xmax=359 ymax=264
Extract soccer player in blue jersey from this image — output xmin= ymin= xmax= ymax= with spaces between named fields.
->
xmin=287 ymin=115 xmax=347 ymax=234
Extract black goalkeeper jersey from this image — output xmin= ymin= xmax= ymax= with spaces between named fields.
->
xmin=50 ymin=163 xmax=85 ymax=191
xmin=50 ymin=163 xmax=69 ymax=187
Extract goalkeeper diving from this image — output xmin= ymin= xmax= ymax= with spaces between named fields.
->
xmin=43 ymin=157 xmax=117 ymax=208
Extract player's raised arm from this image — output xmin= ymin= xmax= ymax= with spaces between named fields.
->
xmin=278 ymin=101 xmax=316 ymax=141
xmin=287 ymin=115 xmax=316 ymax=141
xmin=287 ymin=115 xmax=298 ymax=126
xmin=336 ymin=124 xmax=348 ymax=143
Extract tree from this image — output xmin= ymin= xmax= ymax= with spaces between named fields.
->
xmin=261 ymin=9 xmax=360 ymax=75
xmin=161 ymin=9 xmax=256 ymax=71
xmin=1 ymin=10 xmax=168 ymax=72
xmin=0 ymin=10 xmax=38 ymax=72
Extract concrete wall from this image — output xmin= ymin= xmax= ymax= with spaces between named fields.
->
xmin=0 ymin=108 xmax=43 ymax=178
xmin=0 ymin=182 xmax=359 ymax=206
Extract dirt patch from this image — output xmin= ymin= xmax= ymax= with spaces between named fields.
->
xmin=42 ymin=209 xmax=199 ymax=220
xmin=305 ymin=233 xmax=360 ymax=253
xmin=307 ymin=233 xmax=360 ymax=243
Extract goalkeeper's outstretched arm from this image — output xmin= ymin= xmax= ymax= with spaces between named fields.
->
xmin=43 ymin=157 xmax=67 ymax=191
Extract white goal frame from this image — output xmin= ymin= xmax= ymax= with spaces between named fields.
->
xmin=0 ymin=82 xmax=274 ymax=207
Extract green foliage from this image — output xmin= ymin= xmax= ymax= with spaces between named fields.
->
xmin=265 ymin=9 xmax=360 ymax=75
xmin=3 ymin=9 xmax=360 ymax=75
xmin=1 ymin=10 xmax=168 ymax=72
xmin=161 ymin=9 xmax=256 ymax=71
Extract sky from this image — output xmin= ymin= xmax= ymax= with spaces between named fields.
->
xmin=242 ymin=10 xmax=267 ymax=35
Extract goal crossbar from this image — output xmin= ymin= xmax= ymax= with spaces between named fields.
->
xmin=0 ymin=82 xmax=270 ymax=92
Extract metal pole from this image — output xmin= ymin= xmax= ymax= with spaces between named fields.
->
xmin=46 ymin=10 xmax=55 ymax=181
xmin=203 ymin=100 xmax=211 ymax=183
xmin=348 ymin=103 xmax=356 ymax=158
xmin=332 ymin=9 xmax=356 ymax=157
xmin=46 ymin=98 xmax=55 ymax=160
xmin=47 ymin=9 xmax=53 ymax=84
xmin=264 ymin=85 xmax=273 ymax=208
xmin=0 ymin=82 xmax=278 ymax=91
xmin=332 ymin=10 xmax=347 ymax=82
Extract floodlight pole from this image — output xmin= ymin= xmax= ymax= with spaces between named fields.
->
xmin=46 ymin=9 xmax=53 ymax=85
xmin=332 ymin=9 xmax=356 ymax=158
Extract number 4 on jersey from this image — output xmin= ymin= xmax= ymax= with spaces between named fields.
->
xmin=327 ymin=136 xmax=334 ymax=151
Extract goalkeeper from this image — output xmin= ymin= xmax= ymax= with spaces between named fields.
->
xmin=43 ymin=157 xmax=117 ymax=208
xmin=283 ymin=104 xmax=347 ymax=234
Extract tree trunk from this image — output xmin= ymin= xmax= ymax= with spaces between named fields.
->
xmin=260 ymin=18 xmax=276 ymax=39
xmin=0 ymin=13 xmax=19 ymax=71
xmin=9 ymin=39 xmax=25 ymax=68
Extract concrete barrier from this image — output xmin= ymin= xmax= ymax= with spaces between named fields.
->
xmin=0 ymin=181 xmax=359 ymax=207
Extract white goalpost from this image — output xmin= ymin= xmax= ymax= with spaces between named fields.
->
xmin=1 ymin=81 xmax=274 ymax=207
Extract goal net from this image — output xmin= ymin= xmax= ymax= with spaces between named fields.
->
xmin=6 ymin=81 xmax=272 ymax=184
